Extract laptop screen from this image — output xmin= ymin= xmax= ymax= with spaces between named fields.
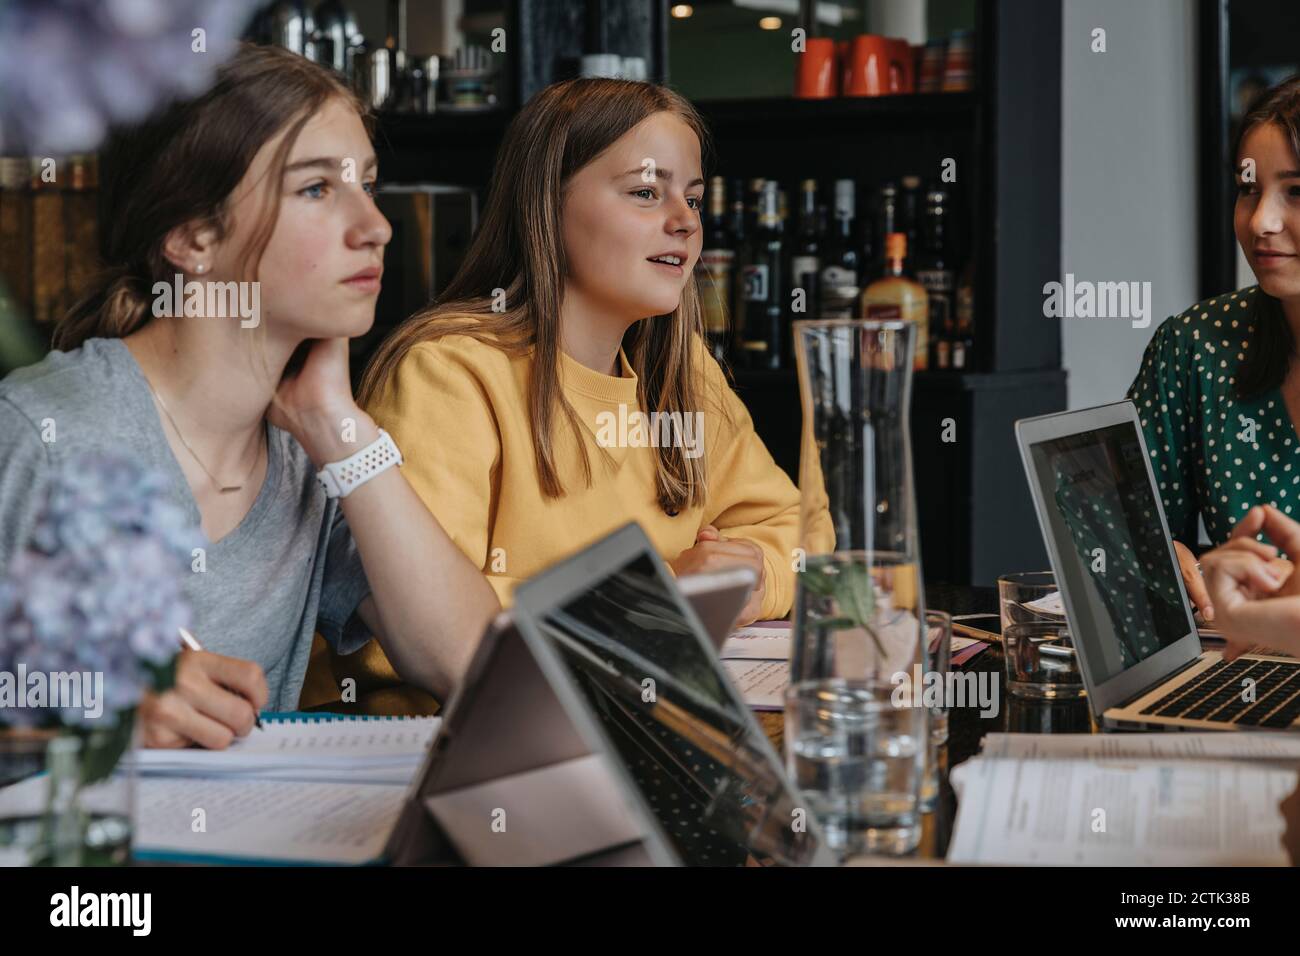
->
xmin=530 ymin=552 xmax=822 ymax=867
xmin=1026 ymin=420 xmax=1194 ymax=686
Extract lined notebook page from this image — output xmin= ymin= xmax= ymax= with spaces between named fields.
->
xmin=0 ymin=771 xmax=410 ymax=864
xmin=128 ymin=716 xmax=441 ymax=776
xmin=134 ymin=778 xmax=407 ymax=864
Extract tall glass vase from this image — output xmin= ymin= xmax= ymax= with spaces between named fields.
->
xmin=785 ymin=319 xmax=928 ymax=857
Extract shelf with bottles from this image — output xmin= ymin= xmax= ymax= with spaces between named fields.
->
xmin=698 ymin=1 xmax=1063 ymax=584
xmin=699 ymin=171 xmax=974 ymax=378
xmin=730 ymin=365 xmax=1011 ymax=392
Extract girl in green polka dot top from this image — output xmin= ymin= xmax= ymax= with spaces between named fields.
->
xmin=1127 ymin=76 xmax=1300 ymax=622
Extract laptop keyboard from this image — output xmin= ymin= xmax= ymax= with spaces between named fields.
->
xmin=1138 ymin=658 xmax=1300 ymax=728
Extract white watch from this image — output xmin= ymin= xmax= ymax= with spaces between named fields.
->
xmin=316 ymin=428 xmax=403 ymax=499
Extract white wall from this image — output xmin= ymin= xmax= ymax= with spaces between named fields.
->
xmin=1060 ymin=0 xmax=1200 ymax=411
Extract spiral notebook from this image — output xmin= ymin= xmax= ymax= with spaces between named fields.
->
xmin=0 ymin=712 xmax=441 ymax=865
xmin=128 ymin=712 xmax=440 ymax=865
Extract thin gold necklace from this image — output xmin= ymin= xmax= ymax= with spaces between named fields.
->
xmin=142 ymin=374 xmax=263 ymax=494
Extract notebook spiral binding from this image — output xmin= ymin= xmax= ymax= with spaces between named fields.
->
xmin=265 ymin=711 xmax=426 ymax=723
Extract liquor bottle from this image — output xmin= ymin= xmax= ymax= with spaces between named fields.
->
xmin=869 ymin=181 xmax=899 ymax=279
xmin=789 ymin=178 xmax=822 ymax=322
xmin=913 ymin=186 xmax=956 ymax=368
xmin=953 ymin=259 xmax=975 ymax=369
xmin=726 ymin=178 xmax=748 ymax=356
xmin=819 ymin=179 xmax=861 ymax=319
xmin=860 ymin=232 xmax=928 ymax=371
xmin=745 ymin=177 xmax=767 ymax=236
xmin=697 ymin=176 xmax=735 ymax=361
xmin=859 ymin=187 xmax=875 ymax=276
xmin=899 ymin=175 xmax=922 ymax=261
xmin=737 ymin=181 xmax=784 ymax=370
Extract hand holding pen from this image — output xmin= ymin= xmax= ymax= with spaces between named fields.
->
xmin=179 ymin=628 xmax=265 ymax=731
xmin=134 ymin=628 xmax=270 ymax=749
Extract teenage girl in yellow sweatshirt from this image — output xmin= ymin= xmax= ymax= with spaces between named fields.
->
xmin=312 ymin=78 xmax=833 ymax=712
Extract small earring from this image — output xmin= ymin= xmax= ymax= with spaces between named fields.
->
xmin=194 ymin=263 xmax=206 ymax=274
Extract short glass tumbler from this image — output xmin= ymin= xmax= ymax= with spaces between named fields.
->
xmin=785 ymin=677 xmax=925 ymax=858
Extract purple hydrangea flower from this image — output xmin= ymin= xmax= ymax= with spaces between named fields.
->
xmin=0 ymin=0 xmax=263 ymax=155
xmin=0 ymin=452 xmax=203 ymax=727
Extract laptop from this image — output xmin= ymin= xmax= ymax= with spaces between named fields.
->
xmin=1016 ymin=400 xmax=1300 ymax=732
xmin=384 ymin=523 xmax=832 ymax=866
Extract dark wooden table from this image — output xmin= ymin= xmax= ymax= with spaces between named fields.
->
xmin=758 ymin=582 xmax=1098 ymax=859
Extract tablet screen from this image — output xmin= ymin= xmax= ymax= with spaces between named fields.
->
xmin=529 ymin=552 xmax=824 ymax=867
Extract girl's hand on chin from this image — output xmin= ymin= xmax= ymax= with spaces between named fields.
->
xmin=269 ymin=338 xmax=372 ymax=465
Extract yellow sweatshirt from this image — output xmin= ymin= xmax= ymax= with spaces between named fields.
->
xmin=309 ymin=330 xmax=831 ymax=714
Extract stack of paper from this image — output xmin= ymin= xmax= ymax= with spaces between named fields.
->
xmin=947 ymin=733 xmax=1300 ymax=865
xmin=721 ymin=622 xmax=792 ymax=710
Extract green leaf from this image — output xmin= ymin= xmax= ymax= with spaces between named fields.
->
xmin=143 ymin=657 xmax=176 ymax=694
xmin=76 ymin=710 xmax=136 ymax=787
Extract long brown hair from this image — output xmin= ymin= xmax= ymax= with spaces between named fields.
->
xmin=1235 ymin=75 xmax=1300 ymax=400
xmin=54 ymin=43 xmax=367 ymax=351
xmin=359 ymin=78 xmax=724 ymax=513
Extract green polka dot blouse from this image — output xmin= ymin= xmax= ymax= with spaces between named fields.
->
xmin=1126 ymin=285 xmax=1298 ymax=548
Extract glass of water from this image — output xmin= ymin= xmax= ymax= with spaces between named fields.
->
xmin=997 ymin=571 xmax=1062 ymax=634
xmin=785 ymin=677 xmax=924 ymax=858
xmin=1002 ymin=622 xmax=1085 ymax=699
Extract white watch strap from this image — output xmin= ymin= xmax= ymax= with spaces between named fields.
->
xmin=316 ymin=428 xmax=403 ymax=499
